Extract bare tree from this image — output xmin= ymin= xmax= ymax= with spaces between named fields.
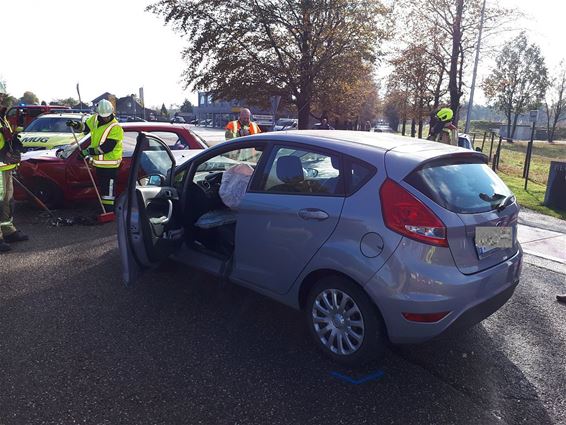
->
xmin=483 ymin=32 xmax=548 ymax=140
xmin=545 ymin=61 xmax=566 ymax=143
xmin=396 ymin=0 xmax=517 ymax=120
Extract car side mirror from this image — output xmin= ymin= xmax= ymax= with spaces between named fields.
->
xmin=305 ymin=168 xmax=319 ymax=178
xmin=475 ymin=147 xmax=483 ymax=152
xmin=147 ymin=174 xmax=165 ymax=186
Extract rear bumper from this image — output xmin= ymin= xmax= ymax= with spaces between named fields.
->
xmin=364 ymin=241 xmax=523 ymax=344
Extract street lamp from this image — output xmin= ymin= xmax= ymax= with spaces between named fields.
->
xmin=523 ymin=109 xmax=539 ymax=190
xmin=464 ymin=0 xmax=487 ymax=134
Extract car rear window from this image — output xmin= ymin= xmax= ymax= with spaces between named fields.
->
xmin=405 ymin=157 xmax=513 ymax=214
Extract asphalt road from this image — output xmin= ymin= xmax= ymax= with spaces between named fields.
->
xmin=1 ymin=203 xmax=565 ymax=425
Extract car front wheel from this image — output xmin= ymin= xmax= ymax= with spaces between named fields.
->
xmin=305 ymin=276 xmax=387 ymax=366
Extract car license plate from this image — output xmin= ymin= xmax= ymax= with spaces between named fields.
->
xmin=475 ymin=226 xmax=513 ymax=257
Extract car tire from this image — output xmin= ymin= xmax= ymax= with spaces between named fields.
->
xmin=31 ymin=179 xmax=64 ymax=209
xmin=305 ymin=276 xmax=387 ymax=366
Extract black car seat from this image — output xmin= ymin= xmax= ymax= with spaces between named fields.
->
xmin=321 ymin=156 xmax=342 ymax=194
xmin=269 ymin=155 xmax=305 ymax=192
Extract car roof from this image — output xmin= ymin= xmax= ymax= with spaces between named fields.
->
xmin=253 ymin=130 xmax=441 ymax=152
xmin=240 ymin=130 xmax=484 ymax=176
xmin=120 ymin=122 xmax=193 ymax=131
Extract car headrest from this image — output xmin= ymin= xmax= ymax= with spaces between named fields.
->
xmin=276 ymin=155 xmax=304 ymax=183
xmin=330 ymin=155 xmax=340 ymax=170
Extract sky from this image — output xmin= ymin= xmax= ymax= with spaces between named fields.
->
xmin=1 ymin=0 xmax=564 ymax=109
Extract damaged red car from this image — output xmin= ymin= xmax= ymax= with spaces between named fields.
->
xmin=14 ymin=122 xmax=208 ymax=208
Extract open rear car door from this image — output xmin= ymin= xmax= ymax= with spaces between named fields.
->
xmin=117 ymin=132 xmax=184 ymax=285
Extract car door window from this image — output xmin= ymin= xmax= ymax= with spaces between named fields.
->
xmin=194 ymin=147 xmax=263 ymax=183
xmin=137 ymin=136 xmax=175 ymax=186
xmin=122 ymin=131 xmax=139 ymax=156
xmin=152 ymin=131 xmax=190 ymax=151
xmin=259 ymin=146 xmax=343 ymax=195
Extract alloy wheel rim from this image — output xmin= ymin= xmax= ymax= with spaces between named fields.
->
xmin=311 ymin=288 xmax=365 ymax=355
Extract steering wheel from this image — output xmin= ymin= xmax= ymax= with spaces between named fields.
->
xmin=201 ymin=171 xmax=223 ymax=196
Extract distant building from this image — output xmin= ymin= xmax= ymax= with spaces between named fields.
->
xmin=193 ymin=91 xmax=289 ymax=130
xmin=91 ymin=93 xmax=156 ymax=120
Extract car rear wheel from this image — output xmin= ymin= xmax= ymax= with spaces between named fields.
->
xmin=305 ymin=276 xmax=387 ymax=366
xmin=31 ymin=179 xmax=64 ymax=209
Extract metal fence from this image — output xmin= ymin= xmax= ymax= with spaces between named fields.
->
xmin=469 ymin=131 xmax=566 ymax=192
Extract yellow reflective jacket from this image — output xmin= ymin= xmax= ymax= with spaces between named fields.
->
xmin=85 ymin=115 xmax=124 ymax=168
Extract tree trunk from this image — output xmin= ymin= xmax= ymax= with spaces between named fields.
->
xmin=411 ymin=119 xmax=416 ymax=137
xmin=402 ymin=118 xmax=407 ymax=136
xmin=506 ymin=112 xmax=512 ymax=142
xmin=546 ymin=104 xmax=552 ymax=142
xmin=297 ymin=94 xmax=311 ymax=130
xmin=433 ymin=67 xmax=445 ymax=109
xmin=418 ymin=119 xmax=423 ymax=139
xmin=511 ymin=113 xmax=520 ymax=139
xmin=449 ymin=0 xmax=464 ymax=118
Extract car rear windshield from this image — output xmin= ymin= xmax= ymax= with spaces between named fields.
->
xmin=405 ymin=157 xmax=513 ymax=214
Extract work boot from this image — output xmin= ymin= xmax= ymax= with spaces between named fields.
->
xmin=4 ymin=230 xmax=29 ymax=243
xmin=557 ymin=294 xmax=566 ymax=304
xmin=0 ymin=240 xmax=11 ymax=252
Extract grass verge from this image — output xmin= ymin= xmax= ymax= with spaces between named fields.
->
xmin=498 ymin=173 xmax=566 ymax=220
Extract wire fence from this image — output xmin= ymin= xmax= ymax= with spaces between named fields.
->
xmin=470 ymin=130 xmax=566 ymax=191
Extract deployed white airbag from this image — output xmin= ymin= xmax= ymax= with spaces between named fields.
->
xmin=219 ymin=163 xmax=254 ymax=209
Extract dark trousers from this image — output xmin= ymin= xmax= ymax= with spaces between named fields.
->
xmin=95 ymin=167 xmax=118 ymax=212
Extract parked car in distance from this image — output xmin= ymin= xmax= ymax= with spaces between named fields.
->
xmin=273 ymin=118 xmax=298 ymax=131
xmin=458 ymin=133 xmax=473 ymax=150
xmin=14 ymin=123 xmax=208 ymax=208
xmin=19 ymin=113 xmax=90 ymax=151
xmin=170 ymin=116 xmax=187 ymax=124
xmin=117 ymin=130 xmax=523 ymax=365
xmin=117 ymin=115 xmax=147 ymax=123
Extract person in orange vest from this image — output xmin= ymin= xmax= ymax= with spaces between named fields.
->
xmin=225 ymin=108 xmax=261 ymax=140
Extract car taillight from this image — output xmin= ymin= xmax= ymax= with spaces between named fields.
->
xmin=380 ymin=179 xmax=448 ymax=247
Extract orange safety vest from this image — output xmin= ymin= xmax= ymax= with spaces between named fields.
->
xmin=225 ymin=120 xmax=261 ymax=139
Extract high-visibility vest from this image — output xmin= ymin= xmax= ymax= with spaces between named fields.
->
xmin=85 ymin=115 xmax=124 ymax=168
xmin=225 ymin=120 xmax=261 ymax=139
xmin=0 ymin=118 xmax=17 ymax=172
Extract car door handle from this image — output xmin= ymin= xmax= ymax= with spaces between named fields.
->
xmin=298 ymin=208 xmax=329 ymax=221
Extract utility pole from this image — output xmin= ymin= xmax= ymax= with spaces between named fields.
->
xmin=464 ymin=0 xmax=487 ymax=133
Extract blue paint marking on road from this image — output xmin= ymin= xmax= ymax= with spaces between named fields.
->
xmin=330 ymin=370 xmax=384 ymax=384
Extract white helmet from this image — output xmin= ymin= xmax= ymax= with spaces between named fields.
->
xmin=97 ymin=99 xmax=114 ymax=117
xmin=0 ymin=81 xmax=6 ymax=95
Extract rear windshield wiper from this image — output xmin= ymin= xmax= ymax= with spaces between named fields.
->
xmin=479 ymin=192 xmax=515 ymax=211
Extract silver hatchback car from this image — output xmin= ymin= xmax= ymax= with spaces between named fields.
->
xmin=117 ymin=130 xmax=523 ymax=365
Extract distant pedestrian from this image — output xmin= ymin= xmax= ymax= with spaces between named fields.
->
xmin=225 ymin=108 xmax=261 ymax=140
xmin=318 ymin=118 xmax=333 ymax=130
xmin=0 ymin=92 xmax=28 ymax=252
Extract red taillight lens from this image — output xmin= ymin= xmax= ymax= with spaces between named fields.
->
xmin=380 ymin=179 xmax=448 ymax=247
xmin=402 ymin=312 xmax=450 ymax=323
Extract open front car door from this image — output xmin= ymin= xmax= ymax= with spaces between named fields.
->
xmin=117 ymin=132 xmax=184 ymax=285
